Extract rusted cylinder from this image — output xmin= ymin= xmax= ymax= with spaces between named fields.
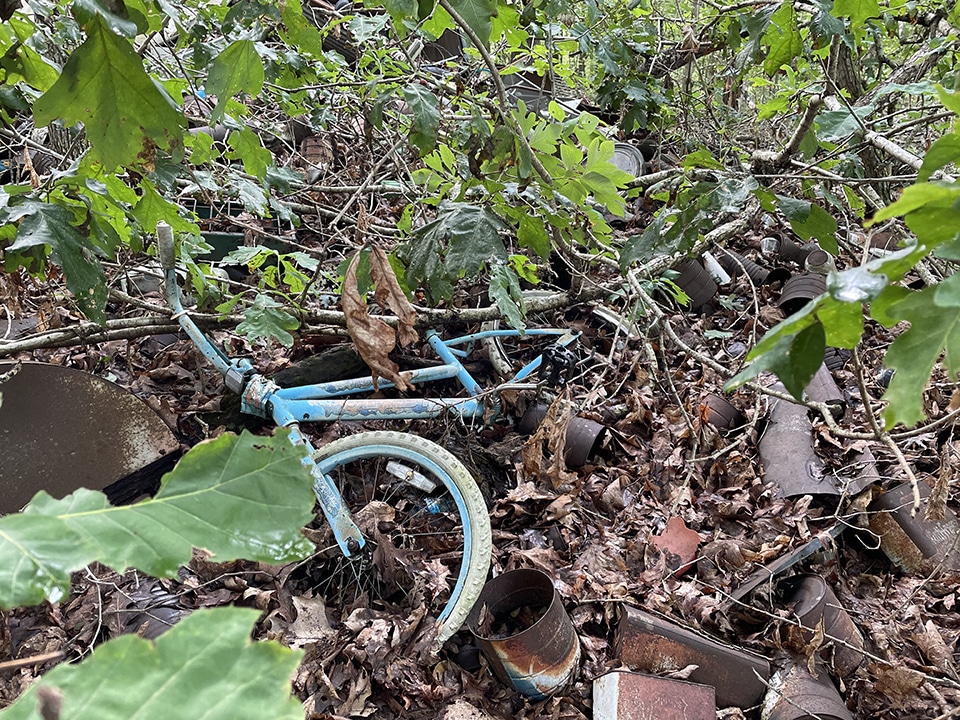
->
xmin=466 ymin=569 xmax=580 ymax=699
xmin=778 ymin=273 xmax=827 ymax=316
xmin=672 ymin=258 xmax=717 ymax=313
xmin=758 ymin=385 xmax=837 ymax=497
xmin=518 ymin=404 xmax=606 ymax=467
xmin=778 ymin=575 xmax=865 ymax=678
xmin=778 ymin=238 xmax=817 ymax=265
xmin=700 ymin=393 xmax=746 ymax=432
xmin=762 ymin=656 xmax=853 ymax=720
xmin=718 ymin=250 xmax=772 ymax=286
xmin=803 ymin=363 xmax=846 ymax=421
xmin=868 ymin=482 xmax=960 ymax=574
xmin=593 ymin=671 xmax=716 ymax=720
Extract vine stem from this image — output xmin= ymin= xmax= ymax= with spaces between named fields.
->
xmin=851 ymin=345 xmax=923 ymax=513
xmin=436 ymin=0 xmax=554 ymax=185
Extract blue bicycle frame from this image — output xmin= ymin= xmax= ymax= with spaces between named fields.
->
xmin=158 ymin=222 xmax=577 ymax=558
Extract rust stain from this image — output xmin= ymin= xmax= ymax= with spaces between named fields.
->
xmin=615 ymin=605 xmax=770 ymax=709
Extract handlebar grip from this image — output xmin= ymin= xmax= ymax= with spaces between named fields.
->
xmin=157 ymin=221 xmax=176 ymax=270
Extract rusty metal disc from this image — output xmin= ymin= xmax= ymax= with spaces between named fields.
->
xmin=0 ymin=362 xmax=179 ymax=513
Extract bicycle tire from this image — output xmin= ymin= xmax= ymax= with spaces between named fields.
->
xmin=311 ymin=431 xmax=492 ymax=644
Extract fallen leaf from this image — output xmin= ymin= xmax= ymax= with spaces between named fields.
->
xmin=341 ymin=249 xmax=410 ymax=391
xmin=369 ymin=246 xmax=418 ymax=348
xmin=649 ymin=517 xmax=701 ymax=576
xmin=874 ymin=665 xmax=924 ymax=701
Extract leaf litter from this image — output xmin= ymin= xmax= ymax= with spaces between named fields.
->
xmin=3 ymin=218 xmax=960 ymax=719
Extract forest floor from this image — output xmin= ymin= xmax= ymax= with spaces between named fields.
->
xmin=2 ymin=189 xmax=960 ymax=720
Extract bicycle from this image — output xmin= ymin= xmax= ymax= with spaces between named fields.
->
xmin=156 ymin=221 xmax=580 ymax=644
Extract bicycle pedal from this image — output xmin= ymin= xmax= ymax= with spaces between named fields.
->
xmin=537 ymin=343 xmax=577 ymax=388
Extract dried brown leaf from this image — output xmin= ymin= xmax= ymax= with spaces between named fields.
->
xmin=874 ymin=665 xmax=924 ymax=701
xmin=909 ymin=619 xmax=957 ymax=677
xmin=342 ymin=250 xmax=410 ymax=391
xmin=368 ymin=246 xmax=418 ymax=348
xmin=926 ymin=442 xmax=956 ymax=522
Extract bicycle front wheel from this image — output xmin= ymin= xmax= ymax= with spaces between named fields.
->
xmin=311 ymin=431 xmax=491 ymax=644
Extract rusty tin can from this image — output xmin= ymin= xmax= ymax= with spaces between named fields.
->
xmin=778 ymin=273 xmax=827 ymax=316
xmin=868 ymin=482 xmax=960 ymax=574
xmin=672 ymin=258 xmax=718 ymax=313
xmin=762 ymin=656 xmax=853 ymax=720
xmin=593 ymin=670 xmax=716 ymax=720
xmin=614 ymin=605 xmax=771 ymax=709
xmin=778 ymin=574 xmax=864 ymax=678
xmin=466 ymin=568 xmax=580 ymax=699
xmin=518 ymin=403 xmax=606 ymax=467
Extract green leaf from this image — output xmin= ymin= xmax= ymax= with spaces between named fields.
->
xmin=816 ymin=106 xmax=872 ymax=142
xmin=0 ymin=608 xmax=304 ymax=720
xmin=762 ymin=2 xmax=802 ymax=76
xmin=401 ymin=84 xmax=440 ymax=155
xmin=207 ymin=40 xmax=265 ymax=123
xmin=404 ymin=226 xmax=451 ymax=301
xmin=682 ymin=149 xmax=724 ymax=170
xmin=6 ymin=202 xmax=108 ymax=325
xmin=870 ymin=182 xmax=960 ymax=253
xmin=488 ymin=261 xmax=524 ymax=329
xmin=881 ymin=276 xmax=960 ymax=428
xmin=235 ymin=294 xmax=300 ymax=347
xmin=918 ymin=134 xmax=960 ymax=182
xmin=72 ymin=0 xmax=147 ymax=37
xmin=0 ymin=17 xmax=60 ymax=91
xmin=809 ymin=0 xmax=845 ymax=46
xmin=816 ymin=294 xmax=864 ymax=347
xmin=725 ymin=321 xmax=825 ymax=399
xmin=226 ymin=128 xmax=273 ymax=181
xmin=0 ymin=431 xmax=313 ymax=608
xmin=777 ymin=195 xmax=839 ymax=254
xmin=279 ymin=0 xmax=327 ymax=57
xmin=0 ymin=514 xmax=94 ymax=607
xmin=518 ymin=214 xmax=550 ymax=257
xmin=826 ymin=266 xmax=888 ymax=304
xmin=936 ymin=85 xmax=960 ymax=116
xmin=132 ymin=179 xmax=201 ymax=236
xmin=33 ymin=15 xmax=184 ymax=171
xmin=444 ymin=205 xmax=508 ymax=277
xmin=447 ymin=0 xmax=496 ymax=47
xmin=716 ymin=176 xmax=759 ymax=213
xmin=832 ymin=0 xmax=882 ymax=29
xmin=380 ymin=0 xmax=418 ymax=32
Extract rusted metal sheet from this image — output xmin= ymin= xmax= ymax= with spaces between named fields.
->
xmin=593 ymin=671 xmax=715 ymax=720
xmin=0 ymin=362 xmax=179 ymax=513
xmin=868 ymin=482 xmax=960 ymax=574
xmin=614 ymin=605 xmax=771 ymax=709
xmin=803 ymin=363 xmax=845 ymax=421
xmin=724 ymin=524 xmax=845 ymax=608
xmin=761 ymin=656 xmax=853 ymax=720
xmin=466 ymin=568 xmax=580 ymax=699
xmin=779 ymin=574 xmax=864 ymax=678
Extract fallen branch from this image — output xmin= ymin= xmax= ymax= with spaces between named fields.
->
xmin=823 ymin=95 xmax=955 ymax=182
xmin=750 ymin=95 xmax=823 ymax=173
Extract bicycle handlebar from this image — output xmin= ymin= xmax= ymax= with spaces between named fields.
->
xmin=157 ymin=221 xmax=176 ymax=271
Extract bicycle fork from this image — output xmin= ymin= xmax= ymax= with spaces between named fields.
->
xmin=158 ymin=222 xmax=366 ymax=558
